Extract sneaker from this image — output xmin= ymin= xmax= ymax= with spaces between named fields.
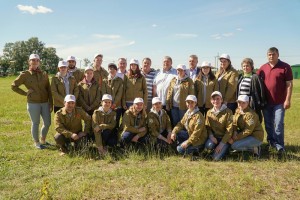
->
xmin=41 ymin=141 xmax=52 ymax=146
xmin=35 ymin=143 xmax=45 ymax=150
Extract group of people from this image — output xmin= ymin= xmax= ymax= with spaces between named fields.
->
xmin=11 ymin=47 xmax=293 ymax=159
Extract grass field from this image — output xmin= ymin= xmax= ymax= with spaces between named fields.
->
xmin=0 ymin=76 xmax=299 ymax=200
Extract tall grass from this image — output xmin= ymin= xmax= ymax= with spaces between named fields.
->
xmin=0 ymin=77 xmax=299 ymax=199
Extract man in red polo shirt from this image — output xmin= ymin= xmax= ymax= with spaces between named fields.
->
xmin=257 ymin=47 xmax=293 ymax=153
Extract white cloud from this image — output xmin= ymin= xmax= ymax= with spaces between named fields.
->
xmin=152 ymin=24 xmax=157 ymax=28
xmin=17 ymin=5 xmax=53 ymax=15
xmin=211 ymin=34 xmax=221 ymax=40
xmin=93 ymin=34 xmax=121 ymax=39
xmin=222 ymin=32 xmax=234 ymax=37
xmin=174 ymin=34 xmax=198 ymax=38
xmin=236 ymin=28 xmax=243 ymax=31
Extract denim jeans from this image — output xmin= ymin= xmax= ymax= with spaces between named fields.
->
xmin=231 ymin=136 xmax=262 ymax=152
xmin=176 ymin=130 xmax=203 ymax=155
xmin=27 ymin=103 xmax=51 ymax=142
xmin=263 ymin=104 xmax=285 ymax=150
xmin=121 ymin=131 xmax=147 ymax=145
xmin=101 ymin=129 xmax=118 ymax=147
xmin=171 ymin=107 xmax=186 ymax=127
xmin=205 ymin=138 xmax=229 ymax=161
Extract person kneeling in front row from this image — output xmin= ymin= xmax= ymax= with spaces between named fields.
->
xmin=147 ymin=97 xmax=172 ymax=149
xmin=120 ymin=97 xmax=148 ymax=147
xmin=170 ymin=95 xmax=207 ymax=155
xmin=54 ymin=95 xmax=92 ymax=155
xmin=228 ymin=95 xmax=264 ymax=157
xmin=92 ymin=94 xmax=118 ymax=155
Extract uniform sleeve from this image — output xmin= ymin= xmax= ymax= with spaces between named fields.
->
xmin=122 ymin=76 xmax=127 ymax=108
xmin=78 ymin=85 xmax=89 ymax=110
xmin=148 ymin=114 xmax=159 ymax=137
xmin=92 ymin=111 xmax=100 ymax=130
xmin=236 ymin=113 xmax=256 ymax=140
xmin=173 ymin=116 xmax=185 ymax=134
xmin=224 ymin=70 xmax=238 ymax=102
xmin=51 ymin=78 xmax=64 ymax=106
xmin=205 ymin=112 xmax=213 ymax=136
xmin=166 ymin=114 xmax=172 ymax=132
xmin=166 ymin=78 xmax=175 ymax=110
xmin=114 ymin=80 xmax=123 ymax=106
xmin=188 ymin=78 xmax=195 ymax=95
xmin=11 ymin=73 xmax=27 ymax=96
xmin=187 ymin=115 xmax=206 ymax=146
xmin=73 ymin=81 xmax=79 ymax=100
xmin=54 ymin=113 xmax=73 ymax=138
xmin=80 ymin=109 xmax=92 ymax=134
xmin=45 ymin=73 xmax=53 ymax=107
xmin=221 ymin=111 xmax=233 ymax=143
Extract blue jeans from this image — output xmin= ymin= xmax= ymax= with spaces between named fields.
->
xmin=205 ymin=138 xmax=229 ymax=161
xmin=263 ymin=104 xmax=285 ymax=150
xmin=231 ymin=136 xmax=262 ymax=152
xmin=101 ymin=129 xmax=118 ymax=147
xmin=171 ymin=107 xmax=186 ymax=127
xmin=27 ymin=103 xmax=51 ymax=142
xmin=176 ymin=130 xmax=203 ymax=155
xmin=121 ymin=132 xmax=147 ymax=145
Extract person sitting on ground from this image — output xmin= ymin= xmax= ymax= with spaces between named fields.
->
xmin=54 ymin=95 xmax=91 ymax=155
xmin=228 ymin=95 xmax=264 ymax=157
xmin=170 ymin=95 xmax=207 ymax=155
xmin=92 ymin=94 xmax=117 ymax=156
xmin=147 ymin=97 xmax=172 ymax=148
xmin=205 ymin=91 xmax=233 ymax=161
xmin=120 ymin=97 xmax=148 ymax=147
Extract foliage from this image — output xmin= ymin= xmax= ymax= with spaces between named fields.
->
xmin=82 ymin=58 xmax=91 ymax=68
xmin=2 ymin=37 xmax=60 ymax=74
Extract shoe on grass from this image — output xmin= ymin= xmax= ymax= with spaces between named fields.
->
xmin=35 ymin=143 xmax=45 ymax=150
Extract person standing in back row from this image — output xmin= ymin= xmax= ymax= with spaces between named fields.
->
xmin=257 ymin=47 xmax=293 ymax=152
xmin=215 ymin=54 xmax=239 ymax=114
xmin=67 ymin=56 xmax=84 ymax=83
xmin=11 ymin=54 xmax=52 ymax=149
xmin=92 ymin=53 xmax=108 ymax=87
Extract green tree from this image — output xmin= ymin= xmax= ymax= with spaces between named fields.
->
xmin=2 ymin=37 xmax=59 ymax=74
xmin=83 ymin=58 xmax=91 ymax=68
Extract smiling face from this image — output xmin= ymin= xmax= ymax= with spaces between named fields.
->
xmin=130 ymin=64 xmax=138 ymax=72
xmin=108 ymin=67 xmax=117 ymax=77
xmin=177 ymin=68 xmax=185 ymax=78
xmin=211 ymin=95 xmax=222 ymax=109
xmin=94 ymin=56 xmax=103 ymax=69
xmin=67 ymin=60 xmax=76 ymax=69
xmin=85 ymin=70 xmax=94 ymax=81
xmin=201 ymin=66 xmax=211 ymax=75
xmin=220 ymin=58 xmax=230 ymax=70
xmin=58 ymin=66 xmax=68 ymax=75
xmin=118 ymin=58 xmax=127 ymax=73
xmin=189 ymin=57 xmax=198 ymax=69
xmin=152 ymin=102 xmax=162 ymax=112
xmin=268 ymin=51 xmax=279 ymax=65
xmin=64 ymin=101 xmax=75 ymax=113
xmin=134 ymin=102 xmax=144 ymax=112
xmin=186 ymin=100 xmax=196 ymax=111
xmin=102 ymin=99 xmax=112 ymax=110
xmin=142 ymin=59 xmax=151 ymax=73
xmin=242 ymin=62 xmax=253 ymax=74
xmin=237 ymin=100 xmax=249 ymax=110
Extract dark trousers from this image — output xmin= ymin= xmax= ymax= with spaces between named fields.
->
xmin=54 ymin=133 xmax=86 ymax=153
xmin=54 ymin=106 xmax=62 ymax=113
xmin=101 ymin=129 xmax=118 ymax=147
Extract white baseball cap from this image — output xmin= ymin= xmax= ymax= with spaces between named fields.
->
xmin=58 ymin=61 xmax=68 ymax=67
xmin=129 ymin=58 xmax=139 ymax=66
xmin=102 ymin=94 xmax=112 ymax=101
xmin=185 ymin=95 xmax=197 ymax=102
xmin=29 ymin=54 xmax=40 ymax=60
xmin=84 ymin=66 xmax=94 ymax=72
xmin=64 ymin=94 xmax=76 ymax=102
xmin=94 ymin=53 xmax=103 ymax=59
xmin=200 ymin=61 xmax=213 ymax=68
xmin=152 ymin=97 xmax=162 ymax=105
xmin=211 ymin=91 xmax=222 ymax=98
xmin=219 ymin=54 xmax=231 ymax=61
xmin=67 ymin=56 xmax=76 ymax=61
xmin=133 ymin=97 xmax=144 ymax=104
xmin=237 ymin=95 xmax=249 ymax=102
xmin=176 ymin=64 xmax=187 ymax=70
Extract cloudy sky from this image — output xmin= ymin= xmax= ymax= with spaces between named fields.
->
xmin=1 ymin=0 xmax=300 ymax=70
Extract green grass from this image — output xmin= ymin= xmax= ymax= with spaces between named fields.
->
xmin=1 ymin=77 xmax=300 ymax=199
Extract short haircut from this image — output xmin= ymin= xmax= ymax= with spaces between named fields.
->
xmin=142 ymin=57 xmax=152 ymax=64
xmin=164 ymin=56 xmax=172 ymax=63
xmin=189 ymin=54 xmax=198 ymax=60
xmin=241 ymin=58 xmax=254 ymax=70
xmin=268 ymin=47 xmax=279 ymax=54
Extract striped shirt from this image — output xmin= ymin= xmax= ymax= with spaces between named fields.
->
xmin=142 ymin=69 xmax=157 ymax=102
xmin=238 ymin=76 xmax=251 ymax=96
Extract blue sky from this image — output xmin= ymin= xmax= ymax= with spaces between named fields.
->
xmin=1 ymin=0 xmax=300 ymax=70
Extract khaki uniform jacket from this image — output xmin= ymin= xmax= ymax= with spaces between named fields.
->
xmin=54 ymin=107 xmax=91 ymax=138
xmin=166 ymin=77 xmax=195 ymax=110
xmin=233 ymin=107 xmax=264 ymax=142
xmin=195 ymin=77 xmax=218 ymax=108
xmin=121 ymin=107 xmax=147 ymax=138
xmin=205 ymin=107 xmax=233 ymax=143
xmin=123 ymin=75 xmax=148 ymax=106
xmin=78 ymin=79 xmax=101 ymax=111
xmin=71 ymin=69 xmax=84 ymax=83
xmin=11 ymin=70 xmax=53 ymax=105
xmin=215 ymin=67 xmax=239 ymax=103
xmin=173 ymin=110 xmax=207 ymax=146
xmin=92 ymin=108 xmax=116 ymax=147
xmin=93 ymin=67 xmax=109 ymax=87
xmin=147 ymin=109 xmax=172 ymax=140
xmin=102 ymin=76 xmax=123 ymax=108
xmin=51 ymin=75 xmax=79 ymax=107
